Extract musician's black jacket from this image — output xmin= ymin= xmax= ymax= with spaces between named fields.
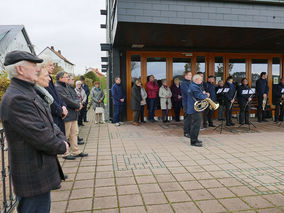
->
xmin=237 ymin=84 xmax=251 ymax=105
xmin=272 ymin=82 xmax=284 ymax=104
xmin=216 ymin=86 xmax=225 ymax=105
xmin=224 ymin=82 xmax=236 ymax=103
xmin=256 ymin=78 xmax=269 ymax=97
xmin=204 ymin=82 xmax=217 ymax=102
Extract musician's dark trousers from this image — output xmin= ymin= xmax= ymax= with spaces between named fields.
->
xmin=218 ymin=105 xmax=225 ymax=120
xmin=225 ymin=102 xmax=233 ymax=125
xmin=239 ymin=103 xmax=250 ymax=124
xmin=189 ymin=112 xmax=202 ymax=143
xmin=184 ymin=113 xmax=191 ymax=135
xmin=203 ymin=107 xmax=213 ymax=126
xmin=275 ymin=103 xmax=284 ymax=121
xmin=173 ymin=102 xmax=182 ymax=121
xmin=257 ymin=97 xmax=267 ymax=121
xmin=162 ymin=110 xmax=169 ymax=122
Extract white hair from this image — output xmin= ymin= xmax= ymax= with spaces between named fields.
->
xmin=76 ymin=80 xmax=82 ymax=87
xmin=38 ymin=55 xmax=53 ymax=69
xmin=5 ymin=61 xmax=27 ymax=79
xmin=192 ymin=74 xmax=202 ymax=82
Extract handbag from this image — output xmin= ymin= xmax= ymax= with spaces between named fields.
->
xmin=95 ymin=107 xmax=104 ymax=114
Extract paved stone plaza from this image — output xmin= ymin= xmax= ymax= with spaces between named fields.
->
xmin=52 ymin=113 xmax=284 ymax=213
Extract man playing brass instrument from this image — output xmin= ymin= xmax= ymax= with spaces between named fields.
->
xmin=187 ymin=74 xmax=210 ymax=147
xmin=273 ymin=78 xmax=284 ymax=122
xmin=256 ymin=72 xmax=269 ymax=122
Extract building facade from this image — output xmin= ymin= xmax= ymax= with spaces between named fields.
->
xmin=0 ymin=25 xmax=35 ymax=70
xmin=39 ymin=46 xmax=75 ymax=74
xmin=103 ymin=0 xmax=284 ymax=121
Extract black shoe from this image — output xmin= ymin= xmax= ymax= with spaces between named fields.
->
xmin=184 ymin=133 xmax=190 ymax=138
xmin=230 ymin=123 xmax=235 ymax=126
xmin=63 ymin=155 xmax=76 ymax=160
xmin=78 ymin=141 xmax=85 ymax=145
xmin=257 ymin=120 xmax=262 ymax=123
xmin=191 ymin=142 xmax=203 ymax=147
xmin=239 ymin=122 xmax=245 ymax=125
xmin=262 ymin=120 xmax=268 ymax=122
xmin=197 ymin=140 xmax=202 ymax=143
xmin=141 ymin=121 xmax=146 ymax=123
xmin=64 ymin=174 xmax=68 ymax=180
xmin=209 ymin=123 xmax=215 ymax=127
xmin=245 ymin=122 xmax=249 ymax=125
xmin=226 ymin=123 xmax=231 ymax=126
xmin=74 ymin=152 xmax=88 ymax=157
xmin=84 ymin=120 xmax=89 ymax=123
xmin=78 ymin=137 xmax=83 ymax=141
xmin=203 ymin=124 xmax=208 ymax=128
xmin=79 ymin=123 xmax=85 ymax=127
xmin=163 ymin=120 xmax=167 ymax=123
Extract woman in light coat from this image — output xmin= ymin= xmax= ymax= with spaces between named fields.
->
xmin=140 ymin=83 xmax=147 ymax=123
xmin=75 ymin=80 xmax=87 ymax=126
xmin=159 ymin=79 xmax=172 ymax=123
xmin=91 ymin=81 xmax=105 ymax=124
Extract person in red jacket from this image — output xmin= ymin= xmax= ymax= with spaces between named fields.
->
xmin=146 ymin=75 xmax=159 ymax=122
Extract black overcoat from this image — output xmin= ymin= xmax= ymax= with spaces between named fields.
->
xmin=0 ymin=78 xmax=66 ymax=198
xmin=130 ymin=84 xmax=142 ymax=111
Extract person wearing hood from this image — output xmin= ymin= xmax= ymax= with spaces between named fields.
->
xmin=131 ymin=79 xmax=142 ymax=126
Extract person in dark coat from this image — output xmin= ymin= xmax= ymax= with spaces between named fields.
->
xmin=203 ymin=75 xmax=217 ymax=128
xmin=80 ymin=76 xmax=90 ymax=122
xmin=216 ymin=80 xmax=225 ymax=121
xmin=273 ymin=78 xmax=284 ymax=122
xmin=187 ymin=74 xmax=210 ymax=147
xmin=131 ymin=79 xmax=142 ymax=125
xmin=256 ymin=72 xmax=269 ymax=122
xmin=181 ymin=71 xmax=192 ymax=137
xmin=171 ymin=78 xmax=182 ymax=122
xmin=111 ymin=77 xmax=126 ymax=126
xmin=237 ymin=78 xmax=252 ymax=125
xmin=224 ymin=76 xmax=236 ymax=126
xmin=0 ymin=51 xmax=68 ymax=213
xmin=56 ymin=72 xmax=88 ymax=160
xmin=43 ymin=57 xmax=68 ymax=134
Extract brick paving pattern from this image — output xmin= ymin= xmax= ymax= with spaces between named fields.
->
xmin=50 ymin=113 xmax=284 ymax=212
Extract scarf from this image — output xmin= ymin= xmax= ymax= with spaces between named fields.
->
xmin=34 ymin=84 xmax=54 ymax=106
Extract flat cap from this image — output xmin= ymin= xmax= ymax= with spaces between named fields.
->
xmin=4 ymin=50 xmax=43 ymax=66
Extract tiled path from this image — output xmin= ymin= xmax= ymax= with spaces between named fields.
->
xmin=52 ymin=112 xmax=284 ymax=213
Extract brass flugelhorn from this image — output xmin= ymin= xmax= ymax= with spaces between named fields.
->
xmin=194 ymin=98 xmax=219 ymax=112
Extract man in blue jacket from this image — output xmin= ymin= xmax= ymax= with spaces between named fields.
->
xmin=111 ymin=77 xmax=125 ymax=126
xmin=224 ymin=76 xmax=236 ymax=126
xmin=203 ymin=75 xmax=217 ymax=128
xmin=181 ymin=71 xmax=192 ymax=138
xmin=256 ymin=72 xmax=269 ymax=122
xmin=187 ymin=74 xmax=210 ymax=147
xmin=44 ymin=57 xmax=68 ymax=134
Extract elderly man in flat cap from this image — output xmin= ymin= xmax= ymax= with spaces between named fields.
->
xmin=0 ymin=50 xmax=69 ymax=213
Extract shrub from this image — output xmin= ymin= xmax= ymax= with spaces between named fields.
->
xmin=0 ymin=71 xmax=10 ymax=101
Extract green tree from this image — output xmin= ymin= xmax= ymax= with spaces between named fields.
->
xmin=0 ymin=70 xmax=10 ymax=101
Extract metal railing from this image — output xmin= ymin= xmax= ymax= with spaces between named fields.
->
xmin=0 ymin=128 xmax=17 ymax=213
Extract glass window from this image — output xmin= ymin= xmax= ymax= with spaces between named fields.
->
xmin=196 ymin=56 xmax=206 ymax=75
xmin=173 ymin=58 xmax=191 ymax=82
xmin=229 ymin=59 xmax=246 ymax=86
xmin=131 ymin=55 xmax=141 ymax=87
xmin=147 ymin=57 xmax=166 ymax=87
xmin=215 ymin=56 xmax=224 ymax=82
xmin=272 ymin=57 xmax=280 ymax=85
xmin=251 ymin=59 xmax=268 ymax=88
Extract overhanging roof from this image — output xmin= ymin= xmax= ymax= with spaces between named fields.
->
xmin=113 ymin=22 xmax=284 ymax=53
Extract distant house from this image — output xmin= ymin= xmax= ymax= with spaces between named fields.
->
xmin=38 ymin=46 xmax=75 ymax=74
xmin=86 ymin=67 xmax=105 ymax=78
xmin=0 ymin=25 xmax=35 ymax=70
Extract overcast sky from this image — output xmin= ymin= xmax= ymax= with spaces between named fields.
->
xmin=0 ymin=0 xmax=106 ymax=75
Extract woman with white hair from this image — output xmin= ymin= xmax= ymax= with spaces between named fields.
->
xmin=75 ymin=80 xmax=87 ymax=126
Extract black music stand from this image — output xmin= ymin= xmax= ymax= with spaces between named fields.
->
xmin=238 ymin=119 xmax=256 ymax=131
xmin=214 ymin=119 xmax=234 ymax=134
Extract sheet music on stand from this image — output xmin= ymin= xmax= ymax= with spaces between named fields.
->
xmin=249 ymin=88 xmax=256 ymax=94
xmin=281 ymin=88 xmax=284 ymax=93
xmin=223 ymin=88 xmax=229 ymax=93
xmin=242 ymin=90 xmax=249 ymax=95
xmin=216 ymin=88 xmax=223 ymax=94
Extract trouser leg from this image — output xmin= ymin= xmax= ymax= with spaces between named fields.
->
xmin=257 ymin=97 xmax=263 ymax=121
xmin=113 ymin=105 xmax=120 ymax=123
xmin=218 ymin=105 xmax=225 ymax=120
xmin=162 ymin=110 xmax=166 ymax=121
xmin=208 ymin=109 xmax=214 ymax=125
xmin=245 ymin=105 xmax=250 ymax=124
xmin=140 ymin=105 xmax=145 ymax=122
xmin=63 ymin=122 xmax=72 ymax=156
xmin=225 ymin=102 xmax=231 ymax=124
xmin=17 ymin=191 xmax=51 ymax=213
xmin=190 ymin=112 xmax=202 ymax=143
xmin=275 ymin=104 xmax=280 ymax=121
xmin=280 ymin=105 xmax=284 ymax=121
xmin=239 ymin=104 xmax=245 ymax=124
xmin=203 ymin=108 xmax=208 ymax=126
xmin=69 ymin=121 xmax=80 ymax=155
xmin=184 ymin=113 xmax=191 ymax=135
